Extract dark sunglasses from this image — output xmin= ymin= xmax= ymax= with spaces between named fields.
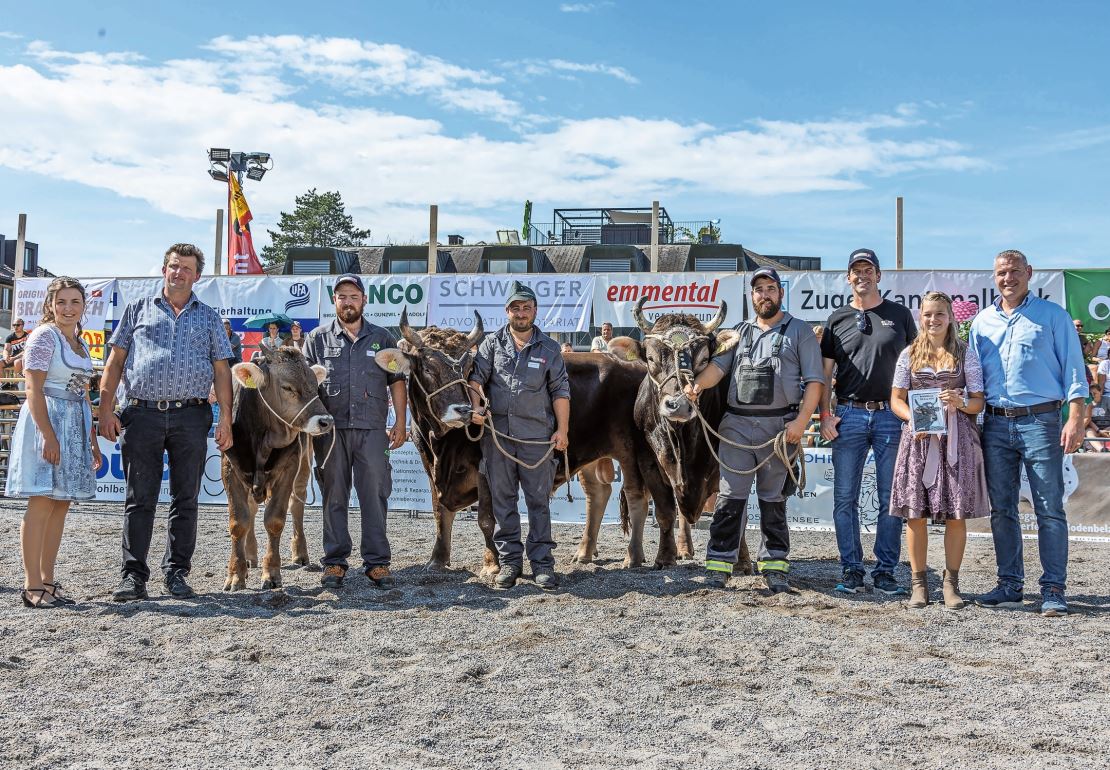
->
xmin=855 ymin=310 xmax=871 ymax=333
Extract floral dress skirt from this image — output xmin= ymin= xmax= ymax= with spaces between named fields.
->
xmin=5 ymin=387 xmax=96 ymax=501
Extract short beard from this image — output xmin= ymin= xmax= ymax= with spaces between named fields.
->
xmin=510 ymin=318 xmax=533 ymax=333
xmin=338 ymin=305 xmax=364 ymax=323
xmin=755 ymin=300 xmax=781 ymax=320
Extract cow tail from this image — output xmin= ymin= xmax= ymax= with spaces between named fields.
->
xmin=619 ymin=489 xmax=630 ymax=536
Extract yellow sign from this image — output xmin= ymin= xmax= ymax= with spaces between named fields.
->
xmin=82 ymin=329 xmax=106 ymax=362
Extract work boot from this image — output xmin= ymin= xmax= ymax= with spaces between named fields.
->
xmin=942 ymin=569 xmax=965 ymax=610
xmin=112 ymin=574 xmax=148 ymax=602
xmin=366 ymin=565 xmax=394 ymax=588
xmin=320 ymin=565 xmax=345 ymax=588
xmin=705 ymin=569 xmax=730 ymax=589
xmin=533 ymin=568 xmax=559 ymax=591
xmin=908 ymin=571 xmax=930 ymax=609
xmin=164 ymin=570 xmax=196 ymax=599
xmin=762 ymin=570 xmax=790 ymax=594
xmin=493 ymin=563 xmax=522 ymax=590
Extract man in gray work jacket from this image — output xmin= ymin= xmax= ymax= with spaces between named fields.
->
xmin=469 ymin=281 xmax=570 ymax=591
xmin=304 ymin=274 xmax=407 ymax=589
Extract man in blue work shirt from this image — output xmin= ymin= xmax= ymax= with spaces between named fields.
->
xmin=469 ymin=281 xmax=570 ymax=591
xmin=970 ymin=250 xmax=1087 ymax=617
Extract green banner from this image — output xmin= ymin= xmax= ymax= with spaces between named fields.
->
xmin=1064 ymin=269 xmax=1110 ymax=330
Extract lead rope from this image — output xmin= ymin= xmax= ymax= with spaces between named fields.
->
xmin=250 ymin=390 xmax=338 ymax=504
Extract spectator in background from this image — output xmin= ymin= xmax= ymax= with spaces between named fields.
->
xmin=4 ymin=318 xmax=30 ymax=375
xmin=970 ymin=249 xmax=1087 ymax=617
xmin=222 ymin=318 xmax=242 ymax=368
xmin=591 ymin=322 xmax=614 ymax=352
xmin=1097 ymin=357 xmax=1109 ymax=392
xmin=287 ymin=320 xmax=306 ymax=351
xmin=1096 ymin=327 xmax=1110 ymax=361
xmin=259 ymin=322 xmax=285 ymax=351
xmin=1084 ymin=382 xmax=1110 ymax=452
xmin=561 ymin=342 xmax=574 ymax=355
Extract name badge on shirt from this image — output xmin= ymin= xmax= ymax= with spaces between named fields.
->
xmin=367 ymin=349 xmax=376 ymax=358
xmin=527 ymin=359 xmax=542 ymax=369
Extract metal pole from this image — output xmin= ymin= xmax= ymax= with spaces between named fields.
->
xmin=13 ymin=213 xmax=27 ymax=280
xmin=214 ymin=208 xmax=225 ymax=275
xmin=896 ymin=196 xmax=904 ymax=270
xmin=428 ymin=204 xmax=438 ymax=274
xmin=650 ymin=200 xmax=660 ymax=272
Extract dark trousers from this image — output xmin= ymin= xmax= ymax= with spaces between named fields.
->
xmin=706 ymin=497 xmax=749 ymax=573
xmin=480 ymin=434 xmax=557 ymax=570
xmin=120 ymin=403 xmax=212 ymax=581
xmin=314 ymin=428 xmax=392 ymax=571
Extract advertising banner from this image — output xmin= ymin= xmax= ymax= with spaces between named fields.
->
xmin=15 ymin=277 xmax=115 ymax=333
xmin=779 ymin=270 xmax=1066 ymax=324
xmin=318 ymin=275 xmax=430 ymax=327
xmin=592 ymin=273 xmax=745 ymax=328
xmin=427 ymin=275 xmax=595 ymax=333
xmin=1063 ymin=269 xmax=1110 ymax=330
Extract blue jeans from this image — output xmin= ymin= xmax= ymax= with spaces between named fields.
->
xmin=981 ymin=412 xmax=1068 ymax=592
xmin=830 ymin=404 xmax=903 ymax=575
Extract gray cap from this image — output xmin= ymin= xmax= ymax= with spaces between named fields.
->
xmin=505 ymin=280 xmax=537 ymax=306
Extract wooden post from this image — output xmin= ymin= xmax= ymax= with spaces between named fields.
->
xmin=214 ymin=209 xmax=225 ymax=275
xmin=428 ymin=204 xmax=438 ymax=274
xmin=895 ymin=196 xmax=904 ymax=270
xmin=13 ymin=213 xmax=27 ymax=280
xmin=650 ymin=200 xmax=660 ymax=272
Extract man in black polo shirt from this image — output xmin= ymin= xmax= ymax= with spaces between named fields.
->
xmin=819 ymin=248 xmax=917 ymax=595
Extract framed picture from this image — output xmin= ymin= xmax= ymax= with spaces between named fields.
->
xmin=909 ymin=388 xmax=947 ymax=435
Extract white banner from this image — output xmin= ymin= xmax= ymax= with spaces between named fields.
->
xmin=15 ymin=277 xmax=116 ymax=332
xmin=427 ymin=274 xmax=595 ymax=333
xmin=779 ymin=270 xmax=1066 ymax=324
xmin=319 ymin=275 xmax=430 ymax=327
xmin=194 ymin=275 xmax=323 ymax=333
xmin=593 ymin=273 xmax=745 ymax=327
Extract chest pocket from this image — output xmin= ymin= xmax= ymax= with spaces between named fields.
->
xmin=519 ymin=355 xmax=548 ymax=391
xmin=734 ymin=322 xmax=787 ymax=405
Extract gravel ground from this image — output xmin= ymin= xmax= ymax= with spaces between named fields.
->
xmin=1 ymin=499 xmax=1108 ymax=770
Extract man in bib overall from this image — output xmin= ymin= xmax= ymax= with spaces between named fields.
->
xmin=685 ymin=268 xmax=823 ymax=592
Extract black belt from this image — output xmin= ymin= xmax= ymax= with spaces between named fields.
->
xmin=129 ymin=398 xmax=207 ymax=411
xmin=986 ymin=401 xmax=1061 ymax=418
xmin=843 ymin=399 xmax=889 ymax=411
xmin=727 ymin=405 xmax=799 ymax=417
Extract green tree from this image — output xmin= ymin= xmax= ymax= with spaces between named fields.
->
xmin=261 ymin=189 xmax=372 ymax=266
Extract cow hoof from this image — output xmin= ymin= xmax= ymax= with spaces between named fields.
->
xmin=479 ymin=564 xmax=500 ymax=578
xmin=261 ymin=578 xmax=281 ymax=590
xmin=290 ymin=556 xmax=309 ymax=567
xmin=424 ymin=560 xmax=450 ymax=572
xmin=224 ymin=577 xmax=246 ymax=591
xmin=570 ymin=550 xmax=593 ymax=565
xmin=653 ymin=560 xmax=677 ymax=571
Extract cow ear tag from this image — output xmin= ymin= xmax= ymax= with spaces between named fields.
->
xmin=231 ymin=362 xmax=264 ymax=389
xmin=374 ymin=348 xmax=410 ymax=375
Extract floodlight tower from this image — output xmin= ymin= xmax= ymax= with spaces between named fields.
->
xmin=207 ymin=148 xmax=273 ymax=272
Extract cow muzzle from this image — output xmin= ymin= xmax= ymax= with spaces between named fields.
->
xmin=439 ymin=402 xmax=473 ymax=428
xmin=660 ymin=393 xmax=695 ymax=422
xmin=304 ymin=414 xmax=334 ymax=436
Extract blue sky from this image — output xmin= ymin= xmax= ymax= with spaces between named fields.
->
xmin=1 ymin=0 xmax=1108 ymax=276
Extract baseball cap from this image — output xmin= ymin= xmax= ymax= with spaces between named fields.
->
xmin=749 ymin=266 xmax=782 ymax=286
xmin=505 ymin=280 xmax=537 ymax=306
xmin=848 ymin=248 xmax=880 ymax=271
xmin=333 ymin=274 xmax=365 ymax=294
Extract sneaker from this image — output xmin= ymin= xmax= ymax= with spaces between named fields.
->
xmin=533 ymin=568 xmax=559 ymax=591
xmin=834 ymin=570 xmax=867 ymax=594
xmin=493 ymin=563 xmax=522 ymax=590
xmin=320 ymin=565 xmax=346 ymax=588
xmin=366 ymin=565 xmax=394 ymax=588
xmin=872 ymin=573 xmax=908 ymax=597
xmin=762 ymin=570 xmax=790 ymax=594
xmin=164 ymin=570 xmax=196 ymax=599
xmin=112 ymin=574 xmax=148 ymax=602
xmin=975 ymin=584 xmax=1025 ymax=609
xmin=1040 ymin=588 xmax=1068 ymax=617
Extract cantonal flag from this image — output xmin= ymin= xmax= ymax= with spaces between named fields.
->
xmin=228 ymin=173 xmax=263 ymax=274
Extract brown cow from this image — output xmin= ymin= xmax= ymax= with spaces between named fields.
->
xmin=222 ymin=346 xmax=334 ymax=590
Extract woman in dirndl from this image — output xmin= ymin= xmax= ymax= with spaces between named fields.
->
xmin=890 ymin=291 xmax=989 ymax=611
xmin=6 ymin=277 xmax=101 ymax=608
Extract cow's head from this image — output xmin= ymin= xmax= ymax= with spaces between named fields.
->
xmin=384 ymin=307 xmax=484 ymax=431
xmin=232 ymin=346 xmax=333 ymax=435
xmin=633 ymin=297 xmax=737 ymax=422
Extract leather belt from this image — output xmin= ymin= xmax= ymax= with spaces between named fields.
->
xmin=844 ymin=399 xmax=889 ymax=411
xmin=727 ymin=405 xmax=799 ymax=417
xmin=986 ymin=401 xmax=1061 ymax=418
xmin=129 ymin=398 xmax=207 ymax=411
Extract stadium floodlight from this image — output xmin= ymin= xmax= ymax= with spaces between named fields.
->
xmin=247 ymin=152 xmax=270 ymax=164
xmin=208 ymin=168 xmax=229 ymax=182
xmin=245 ymin=166 xmax=266 ymax=181
xmin=208 ymin=147 xmax=231 ymax=162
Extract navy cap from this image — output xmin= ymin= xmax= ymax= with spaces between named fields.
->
xmin=848 ymin=248 xmax=880 ymax=271
xmin=750 ymin=266 xmax=782 ymax=286
xmin=333 ymin=274 xmax=365 ymax=294
xmin=505 ymin=280 xmax=538 ymax=306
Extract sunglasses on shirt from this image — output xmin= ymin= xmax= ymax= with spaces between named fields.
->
xmin=855 ymin=310 xmax=871 ymax=333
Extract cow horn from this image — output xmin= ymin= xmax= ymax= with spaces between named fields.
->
xmin=704 ymin=300 xmax=727 ymax=333
xmin=632 ymin=297 xmax=652 ymax=333
xmin=399 ymin=307 xmax=424 ymax=349
xmin=465 ymin=311 xmax=484 ymax=348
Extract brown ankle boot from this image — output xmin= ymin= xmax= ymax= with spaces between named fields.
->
xmin=908 ymin=571 xmax=929 ymax=608
xmin=943 ymin=569 xmax=965 ymax=610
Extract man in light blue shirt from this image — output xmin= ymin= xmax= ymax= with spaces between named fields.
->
xmin=969 ymin=249 xmax=1087 ymax=617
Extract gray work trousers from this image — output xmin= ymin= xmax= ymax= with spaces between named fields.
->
xmin=717 ymin=412 xmax=795 ymax=566
xmin=480 ymin=432 xmax=558 ymax=570
xmin=313 ymin=428 xmax=392 ymax=570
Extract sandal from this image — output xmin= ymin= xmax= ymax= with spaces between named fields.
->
xmin=44 ymin=581 xmax=77 ymax=606
xmin=20 ymin=588 xmax=62 ymax=609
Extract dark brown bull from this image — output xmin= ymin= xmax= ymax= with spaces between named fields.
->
xmin=632 ymin=298 xmax=751 ymax=572
xmin=222 ymin=346 xmax=334 ymax=590
xmin=381 ymin=311 xmax=677 ymax=572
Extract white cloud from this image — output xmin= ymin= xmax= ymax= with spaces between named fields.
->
xmin=512 ymin=58 xmax=638 ymax=84
xmin=0 ymin=37 xmax=982 ymax=248
xmin=559 ymin=2 xmax=612 ymax=12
